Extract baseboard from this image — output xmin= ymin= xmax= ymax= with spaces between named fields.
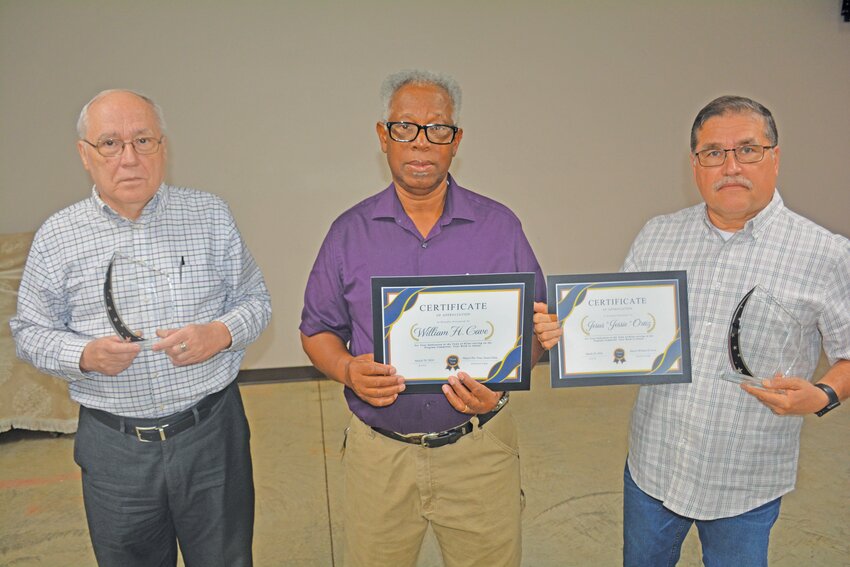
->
xmin=237 ymin=366 xmax=326 ymax=384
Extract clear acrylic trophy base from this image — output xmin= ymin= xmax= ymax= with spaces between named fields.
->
xmin=721 ymin=370 xmax=769 ymax=389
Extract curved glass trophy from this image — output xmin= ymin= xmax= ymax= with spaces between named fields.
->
xmin=722 ymin=285 xmax=811 ymax=387
xmin=103 ymin=253 xmax=176 ymax=350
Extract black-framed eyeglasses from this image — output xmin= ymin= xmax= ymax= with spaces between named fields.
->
xmin=694 ymin=144 xmax=776 ymax=167
xmin=82 ymin=135 xmax=164 ymax=157
xmin=385 ymin=121 xmax=459 ymax=145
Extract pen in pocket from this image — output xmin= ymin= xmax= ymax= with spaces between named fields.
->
xmin=180 ymin=256 xmax=185 ymax=282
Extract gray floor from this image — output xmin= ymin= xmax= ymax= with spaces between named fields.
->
xmin=1 ymin=365 xmax=848 ymax=566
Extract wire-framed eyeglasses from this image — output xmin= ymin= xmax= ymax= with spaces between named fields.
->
xmin=82 ymin=135 xmax=164 ymax=157
xmin=694 ymin=144 xmax=776 ymax=167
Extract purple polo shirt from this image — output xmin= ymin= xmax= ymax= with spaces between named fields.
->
xmin=300 ymin=175 xmax=545 ymax=434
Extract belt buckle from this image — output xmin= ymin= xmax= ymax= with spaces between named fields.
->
xmin=135 ymin=424 xmax=168 ymax=442
xmin=420 ymin=429 xmax=460 ymax=448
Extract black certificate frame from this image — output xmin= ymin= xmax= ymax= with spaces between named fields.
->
xmin=372 ymin=273 xmax=536 ymax=393
xmin=547 ymin=271 xmax=691 ymax=388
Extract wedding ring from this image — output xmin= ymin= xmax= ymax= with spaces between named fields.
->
xmin=179 ymin=342 xmax=188 ymax=352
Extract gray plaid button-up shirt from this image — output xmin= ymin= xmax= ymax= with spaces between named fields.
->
xmin=622 ymin=191 xmax=850 ymax=520
xmin=11 ymin=184 xmax=271 ymax=418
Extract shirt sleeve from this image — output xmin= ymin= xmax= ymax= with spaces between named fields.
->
xmin=9 ymin=234 xmax=91 ymax=382
xmin=213 ymin=205 xmax=272 ymax=351
xmin=819 ymin=235 xmax=850 ymax=365
xmin=621 ymin=219 xmax=655 ymax=272
xmin=299 ymin=223 xmax=353 ymax=345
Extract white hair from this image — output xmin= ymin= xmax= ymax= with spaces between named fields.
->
xmin=380 ymin=69 xmax=462 ymax=124
xmin=76 ymin=89 xmax=166 ymax=139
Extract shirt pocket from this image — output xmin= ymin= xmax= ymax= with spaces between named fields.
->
xmin=174 ymin=254 xmax=227 ymax=321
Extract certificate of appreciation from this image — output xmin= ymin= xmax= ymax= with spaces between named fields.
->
xmin=372 ymin=273 xmax=535 ymax=393
xmin=548 ymin=271 xmax=691 ymax=388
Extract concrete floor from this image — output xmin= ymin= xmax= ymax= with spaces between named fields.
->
xmin=1 ymin=365 xmax=848 ymax=566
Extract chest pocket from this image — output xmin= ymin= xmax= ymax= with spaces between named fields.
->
xmin=174 ymin=254 xmax=227 ymax=321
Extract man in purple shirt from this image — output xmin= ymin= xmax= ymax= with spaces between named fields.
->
xmin=300 ymin=70 xmax=545 ymax=567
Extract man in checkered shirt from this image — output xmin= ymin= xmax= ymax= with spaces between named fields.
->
xmin=534 ymin=95 xmax=849 ymax=566
xmin=10 ymin=89 xmax=271 ymax=567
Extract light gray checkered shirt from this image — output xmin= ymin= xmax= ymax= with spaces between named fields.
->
xmin=11 ymin=184 xmax=272 ymax=418
xmin=622 ymin=191 xmax=850 ymax=520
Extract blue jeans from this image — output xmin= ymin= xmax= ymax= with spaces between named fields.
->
xmin=623 ymin=463 xmax=781 ymax=567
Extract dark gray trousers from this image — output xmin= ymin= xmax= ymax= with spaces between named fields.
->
xmin=74 ymin=381 xmax=254 ymax=567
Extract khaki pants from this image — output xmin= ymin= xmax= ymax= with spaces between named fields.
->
xmin=342 ymin=407 xmax=522 ymax=567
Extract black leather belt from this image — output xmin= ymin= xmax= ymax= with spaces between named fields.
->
xmin=372 ymin=394 xmax=509 ymax=449
xmin=86 ymin=383 xmax=230 ymax=442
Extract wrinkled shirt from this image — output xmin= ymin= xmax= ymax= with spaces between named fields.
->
xmin=300 ymin=176 xmax=545 ymax=434
xmin=623 ymin=191 xmax=850 ymax=519
xmin=11 ymin=184 xmax=272 ymax=418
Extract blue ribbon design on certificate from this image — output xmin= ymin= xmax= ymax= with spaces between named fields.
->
xmin=383 ymin=286 xmax=426 ymax=339
xmin=557 ymin=284 xmax=590 ymax=322
xmin=487 ymin=335 xmax=523 ymax=383
xmin=649 ymin=329 xmax=682 ymax=374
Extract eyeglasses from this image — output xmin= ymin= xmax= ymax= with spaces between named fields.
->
xmin=82 ymin=135 xmax=163 ymax=157
xmin=385 ymin=121 xmax=459 ymax=145
xmin=694 ymin=144 xmax=776 ymax=167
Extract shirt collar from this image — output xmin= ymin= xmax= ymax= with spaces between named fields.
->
xmin=371 ymin=174 xmax=477 ymax=224
xmin=702 ymin=189 xmax=784 ymax=240
xmin=90 ymin=183 xmax=169 ymax=223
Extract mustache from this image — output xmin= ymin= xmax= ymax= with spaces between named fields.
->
xmin=713 ymin=176 xmax=753 ymax=191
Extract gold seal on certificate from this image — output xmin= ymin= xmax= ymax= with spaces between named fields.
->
xmin=372 ymin=273 xmax=536 ymax=393
xmin=547 ymin=271 xmax=691 ymax=388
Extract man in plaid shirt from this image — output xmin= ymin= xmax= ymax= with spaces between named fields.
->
xmin=11 ymin=89 xmax=271 ymax=567
xmin=534 ymin=95 xmax=849 ymax=566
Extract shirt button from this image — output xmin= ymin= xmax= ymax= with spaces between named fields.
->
xmin=152 ymin=373 xmax=159 ymax=379
xmin=421 ymin=242 xmax=428 ymax=249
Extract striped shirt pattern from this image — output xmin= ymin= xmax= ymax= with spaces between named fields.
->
xmin=622 ymin=191 xmax=850 ymax=519
xmin=10 ymin=184 xmax=271 ymax=418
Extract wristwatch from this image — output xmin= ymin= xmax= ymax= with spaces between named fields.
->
xmin=814 ymin=383 xmax=841 ymax=417
xmin=491 ymin=392 xmax=510 ymax=414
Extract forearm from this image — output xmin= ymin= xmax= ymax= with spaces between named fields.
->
xmin=530 ymin=333 xmax=545 ymax=367
xmin=300 ymin=331 xmax=353 ymax=387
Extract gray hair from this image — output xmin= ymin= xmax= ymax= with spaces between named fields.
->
xmin=690 ymin=95 xmax=777 ymax=152
xmin=76 ymin=89 xmax=166 ymax=139
xmin=380 ymin=69 xmax=462 ymax=124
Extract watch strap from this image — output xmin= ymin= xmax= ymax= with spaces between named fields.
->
xmin=814 ymin=382 xmax=841 ymax=417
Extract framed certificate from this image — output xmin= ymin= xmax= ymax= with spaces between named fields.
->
xmin=548 ymin=271 xmax=691 ymax=388
xmin=372 ymin=273 xmax=535 ymax=393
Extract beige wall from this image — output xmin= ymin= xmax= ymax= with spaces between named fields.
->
xmin=2 ymin=1 xmax=848 ymax=369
